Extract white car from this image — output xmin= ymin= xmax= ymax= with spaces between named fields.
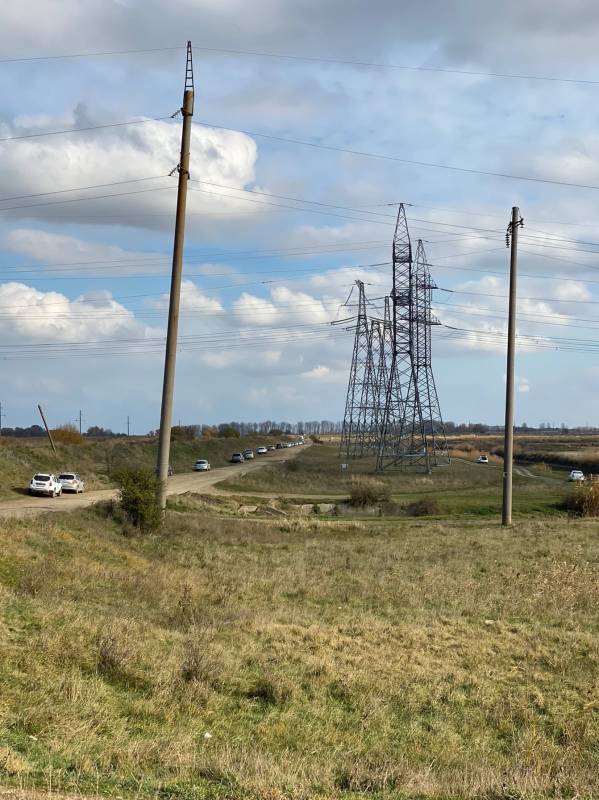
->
xmin=477 ymin=455 xmax=489 ymax=464
xmin=29 ymin=473 xmax=62 ymax=497
xmin=58 ymin=472 xmax=85 ymax=493
xmin=242 ymin=449 xmax=255 ymax=460
xmin=193 ymin=459 xmax=211 ymax=471
xmin=256 ymin=447 xmax=268 ymax=455
xmin=569 ymin=470 xmax=585 ymax=482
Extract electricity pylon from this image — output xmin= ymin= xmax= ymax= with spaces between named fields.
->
xmin=340 ymin=280 xmax=371 ymax=457
xmin=376 ymin=204 xmax=429 ymax=471
xmin=413 ymin=239 xmax=449 ymax=465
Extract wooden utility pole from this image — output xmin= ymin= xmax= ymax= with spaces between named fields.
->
xmin=502 ymin=206 xmax=523 ymax=526
xmin=38 ymin=404 xmax=57 ymax=455
xmin=78 ymin=409 xmax=82 ymax=435
xmin=156 ymin=41 xmax=194 ymax=509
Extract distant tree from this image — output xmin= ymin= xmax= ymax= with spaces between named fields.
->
xmin=171 ymin=425 xmax=198 ymax=442
xmin=219 ymin=426 xmax=240 ymax=438
xmin=86 ymin=425 xmax=116 ymax=438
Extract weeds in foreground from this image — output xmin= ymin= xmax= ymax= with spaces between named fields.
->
xmin=349 ymin=477 xmax=390 ymax=507
xmin=561 ymin=480 xmax=599 ymax=517
xmin=1 ymin=504 xmax=599 ymax=799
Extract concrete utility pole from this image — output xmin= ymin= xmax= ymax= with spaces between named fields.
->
xmin=0 ymin=401 xmax=3 ymax=436
xmin=502 ymin=206 xmax=524 ymax=526
xmin=38 ymin=404 xmax=57 ymax=455
xmin=78 ymin=409 xmax=82 ymax=435
xmin=127 ymin=415 xmax=130 ymax=437
xmin=156 ymin=41 xmax=194 ymax=509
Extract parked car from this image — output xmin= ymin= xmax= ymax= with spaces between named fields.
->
xmin=256 ymin=446 xmax=267 ymax=455
xmin=193 ymin=459 xmax=211 ymax=472
xmin=569 ymin=469 xmax=585 ymax=482
xmin=275 ymin=443 xmax=284 ymax=449
xmin=58 ymin=472 xmax=85 ymax=493
xmin=477 ymin=455 xmax=489 ymax=464
xmin=231 ymin=453 xmax=245 ymax=464
xmin=29 ymin=473 xmax=62 ymax=497
xmin=267 ymin=445 xmax=276 ymax=451
xmin=242 ymin=449 xmax=255 ymax=460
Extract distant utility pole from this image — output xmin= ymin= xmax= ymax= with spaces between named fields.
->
xmin=38 ymin=404 xmax=57 ymax=455
xmin=0 ymin=401 xmax=4 ymax=436
xmin=156 ymin=41 xmax=194 ymax=509
xmin=502 ymin=206 xmax=524 ymax=527
xmin=78 ymin=409 xmax=82 ymax=435
xmin=127 ymin=416 xmax=131 ymax=437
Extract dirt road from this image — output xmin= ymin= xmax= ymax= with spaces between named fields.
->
xmin=0 ymin=445 xmax=305 ymax=520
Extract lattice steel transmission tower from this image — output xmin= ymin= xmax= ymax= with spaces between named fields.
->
xmin=340 ymin=280 xmax=371 ymax=457
xmin=377 ymin=204 xmax=428 ymax=470
xmin=413 ymin=239 xmax=449 ymax=464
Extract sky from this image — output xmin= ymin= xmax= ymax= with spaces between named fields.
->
xmin=1 ymin=1 xmax=599 ymax=432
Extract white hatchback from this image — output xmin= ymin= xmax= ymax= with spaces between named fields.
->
xmin=29 ymin=473 xmax=62 ymax=497
xmin=256 ymin=447 xmax=268 ymax=455
xmin=569 ymin=470 xmax=585 ymax=482
xmin=193 ymin=459 xmax=211 ymax=471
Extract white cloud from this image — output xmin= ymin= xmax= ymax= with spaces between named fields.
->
xmin=0 ymin=115 xmax=258 ymax=231
xmin=233 ymin=292 xmax=280 ymax=326
xmin=0 ymin=281 xmax=149 ymax=341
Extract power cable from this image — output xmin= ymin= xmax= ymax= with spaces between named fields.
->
xmin=0 ymin=115 xmax=175 ymax=143
xmin=195 ymin=120 xmax=599 ymax=191
xmin=5 ymin=43 xmax=599 ymax=87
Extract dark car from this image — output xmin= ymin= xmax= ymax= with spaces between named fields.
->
xmin=231 ymin=453 xmax=245 ymax=464
xmin=276 ymin=443 xmax=284 ymax=450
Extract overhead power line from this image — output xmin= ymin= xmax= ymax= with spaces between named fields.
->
xmin=2 ymin=43 xmax=598 ymax=87
xmin=0 ymin=115 xmax=174 ymax=143
xmin=0 ymin=47 xmax=184 ymax=64
xmin=0 ymin=175 xmax=170 ymax=204
xmin=195 ymin=120 xmax=599 ymax=192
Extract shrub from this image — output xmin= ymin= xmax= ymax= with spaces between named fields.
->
xmin=561 ymin=481 xmax=599 ymax=517
xmin=96 ymin=629 xmax=129 ymax=677
xmin=51 ymin=423 xmax=84 ymax=445
xmin=403 ymin=497 xmax=441 ymax=516
xmin=115 ymin=468 xmax=162 ymax=533
xmin=349 ymin=478 xmax=390 ymax=507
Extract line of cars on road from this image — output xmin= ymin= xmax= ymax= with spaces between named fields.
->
xmin=231 ymin=440 xmax=304 ymax=464
xmin=28 ymin=440 xmax=306 ymax=497
xmin=29 ymin=472 xmax=85 ymax=497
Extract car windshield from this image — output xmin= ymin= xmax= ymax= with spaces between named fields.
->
xmin=59 ymin=474 xmax=75 ymax=480
xmin=196 ymin=460 xmax=207 ymax=465
xmin=34 ymin=474 xmax=50 ymax=481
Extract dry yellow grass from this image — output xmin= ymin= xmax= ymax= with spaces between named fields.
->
xmin=0 ymin=502 xmax=598 ymax=799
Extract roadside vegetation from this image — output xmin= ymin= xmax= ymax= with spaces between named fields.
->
xmin=1 ymin=499 xmax=599 ymax=799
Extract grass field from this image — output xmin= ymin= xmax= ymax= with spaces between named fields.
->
xmin=0 ymin=435 xmax=280 ymax=501
xmin=1 ymin=501 xmax=598 ymax=799
xmin=221 ymin=442 xmax=570 ymax=517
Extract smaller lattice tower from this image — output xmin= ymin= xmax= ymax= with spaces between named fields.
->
xmin=340 ymin=280 xmax=371 ymax=457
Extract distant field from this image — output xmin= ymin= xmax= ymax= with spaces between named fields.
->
xmin=0 ymin=501 xmax=598 ymax=799
xmin=0 ymin=434 xmax=283 ymax=501
xmin=221 ymin=442 xmax=569 ymax=517
xmin=447 ymin=433 xmax=599 ymax=474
